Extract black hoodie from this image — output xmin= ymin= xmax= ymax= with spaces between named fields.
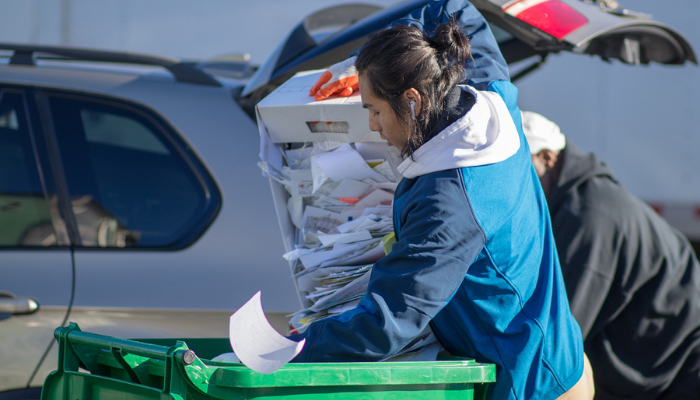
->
xmin=548 ymin=141 xmax=700 ymax=399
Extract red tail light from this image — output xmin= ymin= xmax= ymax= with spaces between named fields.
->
xmin=504 ymin=0 xmax=588 ymax=40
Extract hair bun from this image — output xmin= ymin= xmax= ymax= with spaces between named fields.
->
xmin=430 ymin=18 xmax=470 ymax=68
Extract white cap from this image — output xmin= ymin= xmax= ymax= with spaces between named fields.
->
xmin=520 ymin=111 xmax=566 ymax=155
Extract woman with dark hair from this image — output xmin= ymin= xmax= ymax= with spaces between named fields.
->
xmin=290 ymin=16 xmax=592 ymax=400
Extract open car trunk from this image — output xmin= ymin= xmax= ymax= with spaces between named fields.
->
xmin=241 ymin=0 xmax=695 ymax=107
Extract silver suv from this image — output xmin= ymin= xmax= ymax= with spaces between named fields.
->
xmin=0 ymin=1 xmax=694 ymax=399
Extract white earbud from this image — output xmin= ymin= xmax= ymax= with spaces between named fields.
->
xmin=410 ymin=101 xmax=416 ymax=120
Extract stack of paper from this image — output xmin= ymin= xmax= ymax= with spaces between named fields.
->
xmin=258 ymin=139 xmax=441 ymax=362
xmin=289 ymin=264 xmax=371 ymax=331
xmin=259 ymin=142 xmax=399 ymax=330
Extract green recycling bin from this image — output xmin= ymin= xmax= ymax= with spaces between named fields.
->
xmin=41 ymin=323 xmax=495 ymax=400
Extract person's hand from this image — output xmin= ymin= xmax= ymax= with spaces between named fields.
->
xmin=309 ymin=56 xmax=359 ymax=101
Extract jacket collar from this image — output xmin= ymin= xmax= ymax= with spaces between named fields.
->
xmin=397 ymin=86 xmax=520 ymax=179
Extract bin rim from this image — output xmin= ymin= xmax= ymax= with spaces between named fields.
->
xmin=207 ymin=358 xmax=496 ymax=389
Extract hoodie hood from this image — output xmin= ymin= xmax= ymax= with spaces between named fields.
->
xmin=397 ymin=85 xmax=520 ymax=179
xmin=547 ymin=141 xmax=617 ymax=213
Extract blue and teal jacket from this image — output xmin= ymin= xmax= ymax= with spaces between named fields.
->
xmin=289 ymin=2 xmax=585 ymax=399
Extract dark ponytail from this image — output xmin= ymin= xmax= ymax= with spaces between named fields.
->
xmin=356 ymin=18 xmax=471 ymax=158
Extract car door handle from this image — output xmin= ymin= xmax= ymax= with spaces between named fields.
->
xmin=0 ymin=292 xmax=40 ymax=315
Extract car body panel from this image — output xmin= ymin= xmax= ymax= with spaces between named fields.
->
xmin=0 ymin=253 xmax=71 ymax=391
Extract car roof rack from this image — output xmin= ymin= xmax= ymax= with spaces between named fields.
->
xmin=0 ymin=42 xmax=222 ymax=87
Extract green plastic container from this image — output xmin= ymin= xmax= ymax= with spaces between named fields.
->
xmin=41 ymin=323 xmax=495 ymax=400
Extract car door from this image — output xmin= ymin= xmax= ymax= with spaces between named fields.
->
xmin=0 ymin=86 xmax=73 ymax=397
xmin=18 ymin=86 xmax=237 ymax=390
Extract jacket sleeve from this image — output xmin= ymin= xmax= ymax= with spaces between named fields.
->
xmin=389 ymin=0 xmax=510 ymax=89
xmin=289 ymin=175 xmax=486 ymax=362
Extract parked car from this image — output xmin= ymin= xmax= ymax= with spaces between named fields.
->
xmin=0 ymin=0 xmax=694 ymax=399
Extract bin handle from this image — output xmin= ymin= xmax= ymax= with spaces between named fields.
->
xmin=111 ymin=347 xmax=141 ymax=384
xmin=56 ymin=325 xmax=172 ymax=360
xmin=52 ymin=323 xmax=210 ymax=398
xmin=54 ymin=323 xmax=195 ymax=364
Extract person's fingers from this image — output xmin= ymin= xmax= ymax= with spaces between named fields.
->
xmin=314 ymin=75 xmax=359 ymax=100
xmin=314 ymin=81 xmax=342 ymax=100
xmin=343 ymin=74 xmax=359 ymax=90
xmin=309 ymin=71 xmax=332 ymax=96
xmin=337 ymin=86 xmax=354 ymax=97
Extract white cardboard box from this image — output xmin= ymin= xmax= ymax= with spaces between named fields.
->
xmin=256 ymin=70 xmax=383 ymax=144
xmin=256 ymin=71 xmax=393 ymax=310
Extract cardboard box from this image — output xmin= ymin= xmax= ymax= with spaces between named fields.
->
xmin=256 ymin=71 xmax=395 ymax=311
xmin=256 ymin=70 xmax=383 ymax=144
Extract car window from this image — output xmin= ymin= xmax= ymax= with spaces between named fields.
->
xmin=47 ymin=93 xmax=218 ymax=248
xmin=81 ymin=110 xmax=170 ymax=155
xmin=0 ymin=90 xmax=59 ymax=247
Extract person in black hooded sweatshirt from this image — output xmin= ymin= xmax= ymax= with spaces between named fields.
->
xmin=521 ymin=110 xmax=700 ymax=400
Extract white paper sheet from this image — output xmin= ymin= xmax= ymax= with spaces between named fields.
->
xmin=256 ymin=113 xmax=284 ymax=173
xmin=282 ymin=247 xmax=313 ymax=262
xmin=371 ymin=161 xmax=399 ymax=183
xmin=355 ymin=142 xmax=391 ymax=160
xmin=317 ymin=240 xmax=383 ymax=269
xmin=315 ymin=179 xmax=341 ymax=196
xmin=288 ymin=169 xmax=314 ymax=197
xmin=363 ymin=180 xmax=399 ymax=193
xmin=339 ymin=209 xmax=365 ymax=222
xmin=284 ymin=146 xmax=314 ymax=170
xmin=308 ymin=270 xmax=371 ymax=312
xmin=351 ymin=189 xmax=394 ymax=210
xmin=317 ymin=230 xmax=373 ymax=247
xmin=301 ymin=206 xmax=347 ymax=234
xmin=329 ymin=240 xmax=385 ymax=266
xmin=300 ymin=240 xmax=370 ymax=269
xmin=229 ymin=292 xmax=305 ymax=374
xmin=315 ymin=144 xmax=388 ymax=183
xmin=329 ymin=178 xmax=372 ymax=199
xmin=314 ymin=140 xmax=346 ymax=152
xmin=312 ymin=196 xmax=354 ymax=213
xmin=361 ymin=205 xmax=393 ymax=217
xmin=296 ymin=271 xmax=321 ymax=295
xmin=257 ymin=162 xmax=288 ymax=185
xmin=327 ymin=299 xmax=361 ymax=314
xmin=310 ymin=155 xmax=331 ymax=193
xmin=287 ymin=196 xmax=305 ymax=228
xmin=384 ymin=146 xmax=405 ymax=181
xmin=336 ymin=214 xmax=378 ymax=233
